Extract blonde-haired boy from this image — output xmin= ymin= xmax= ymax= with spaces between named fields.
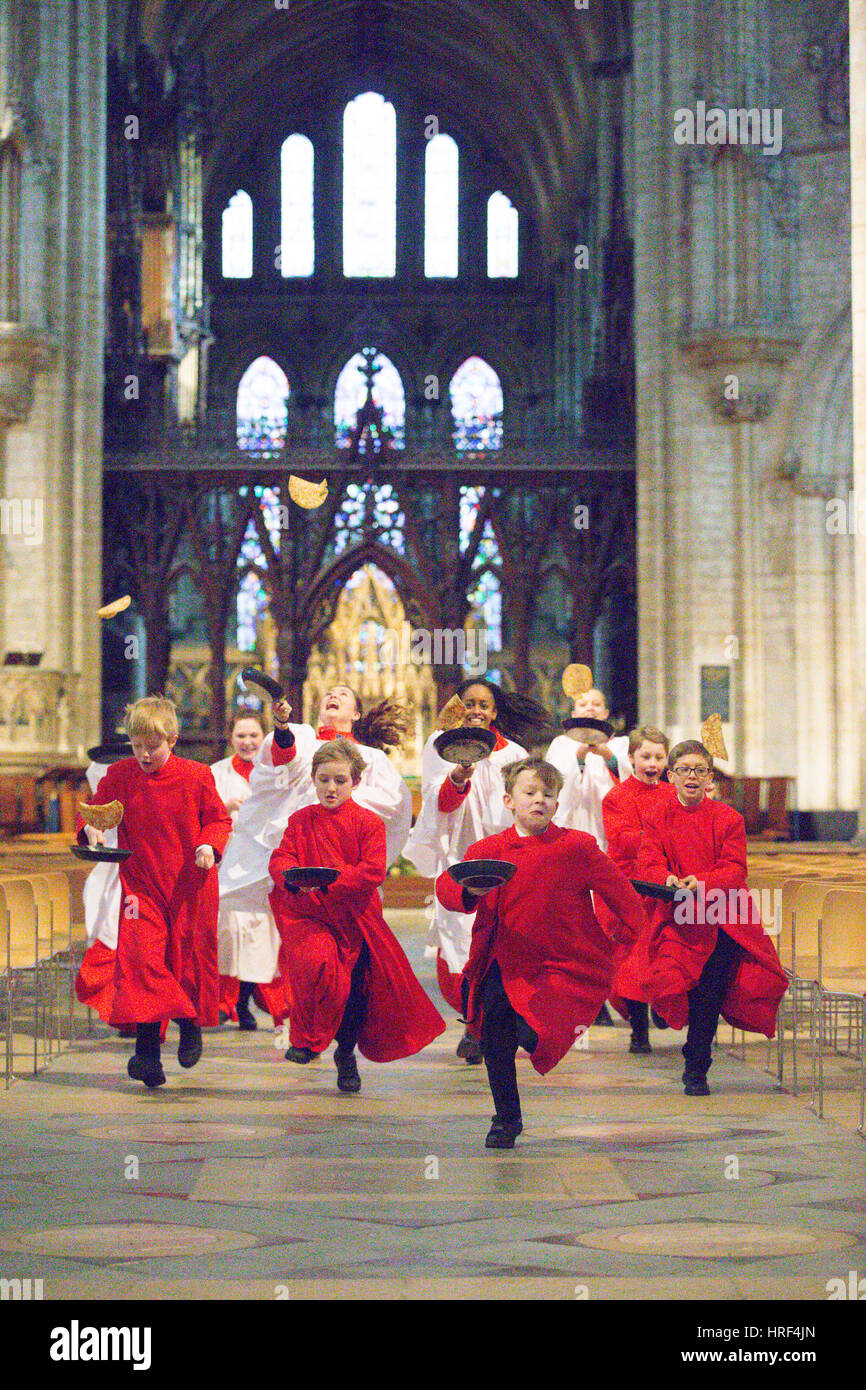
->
xmin=78 ymin=694 xmax=233 ymax=1087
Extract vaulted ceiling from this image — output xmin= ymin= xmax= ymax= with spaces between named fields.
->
xmin=126 ymin=0 xmax=630 ymax=248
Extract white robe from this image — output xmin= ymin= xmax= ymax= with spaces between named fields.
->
xmin=547 ymin=732 xmax=632 ymax=851
xmin=403 ymin=730 xmax=527 ymax=974
xmin=212 ymin=754 xmax=283 ymax=984
xmin=81 ymin=762 xmax=123 ymax=950
xmin=218 ymin=726 xmax=412 ymax=921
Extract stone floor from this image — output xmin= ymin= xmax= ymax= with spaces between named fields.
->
xmin=1 ymin=909 xmax=865 ymax=1302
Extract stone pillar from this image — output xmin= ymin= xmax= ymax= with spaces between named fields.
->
xmin=0 ymin=0 xmax=105 ymax=771
xmin=851 ymin=0 xmax=866 ymax=836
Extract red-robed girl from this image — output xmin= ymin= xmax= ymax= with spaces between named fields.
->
xmin=269 ymin=738 xmax=445 ymax=1093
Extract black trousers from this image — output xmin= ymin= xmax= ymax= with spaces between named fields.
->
xmin=683 ymin=928 xmax=740 ymax=1076
xmin=627 ymin=999 xmax=649 ymax=1038
xmin=479 ymin=961 xmax=538 ymax=1126
xmin=335 ymin=941 xmax=370 ymax=1054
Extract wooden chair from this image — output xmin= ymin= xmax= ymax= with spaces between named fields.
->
xmin=0 ymin=878 xmax=50 ymax=1076
xmin=812 ymin=889 xmax=866 ymax=1123
xmin=771 ymin=877 xmax=804 ymax=1086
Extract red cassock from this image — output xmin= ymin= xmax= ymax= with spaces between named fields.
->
xmin=77 ymin=755 xmax=232 ymax=1028
xmin=75 ymin=938 xmax=119 ymax=1022
xmin=626 ymin=796 xmax=788 ymax=1035
xmin=268 ymin=798 xmax=446 ymax=1061
xmin=599 ymin=776 xmax=676 ymax=1018
xmin=435 ymin=824 xmax=647 ymax=1075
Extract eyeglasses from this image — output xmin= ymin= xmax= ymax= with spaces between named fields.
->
xmin=671 ymin=765 xmax=711 ymax=778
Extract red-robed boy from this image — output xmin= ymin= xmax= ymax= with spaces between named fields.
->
xmin=435 ymin=757 xmax=647 ymax=1149
xmin=601 ymin=725 xmax=674 ymax=1054
xmin=631 ymin=739 xmax=787 ymax=1096
xmin=268 ymin=738 xmax=445 ymax=1093
xmin=79 ymin=696 xmax=233 ymax=1088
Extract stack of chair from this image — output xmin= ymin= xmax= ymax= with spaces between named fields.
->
xmin=0 ymin=869 xmax=88 ymax=1087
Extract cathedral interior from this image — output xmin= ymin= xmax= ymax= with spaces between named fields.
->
xmin=0 ymin=0 xmax=864 ymax=1324
xmin=0 ymin=0 xmax=855 ymax=818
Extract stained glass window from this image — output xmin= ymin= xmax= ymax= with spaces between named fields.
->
xmin=450 ymin=357 xmax=503 ymax=450
xmin=236 ymin=357 xmax=290 ymax=451
xmin=343 ymin=93 xmax=396 ymax=277
xmin=222 ymin=190 xmax=253 ymax=278
xmin=459 ymin=486 xmax=502 ymax=652
xmin=280 ymin=135 xmax=314 ymax=277
xmin=334 ymin=350 xmax=405 ymax=450
xmin=487 ymin=191 xmax=519 ymax=278
xmin=333 ymin=483 xmax=406 ymax=556
xmin=235 ymin=486 xmax=284 ymax=652
xmin=424 ymin=134 xmax=459 ymax=278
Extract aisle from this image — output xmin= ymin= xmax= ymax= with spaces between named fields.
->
xmin=0 ymin=911 xmax=863 ymax=1301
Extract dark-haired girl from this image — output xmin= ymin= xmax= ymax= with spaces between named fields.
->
xmin=404 ymin=678 xmax=552 ymax=1063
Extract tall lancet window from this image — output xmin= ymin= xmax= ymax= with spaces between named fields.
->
xmin=424 ymin=134 xmax=459 ymax=277
xmin=236 ymin=356 xmax=290 ymax=451
xmin=450 ymin=357 xmax=503 ymax=450
xmin=222 ymin=190 xmax=253 ymax=278
xmin=280 ymin=134 xmax=314 ymax=277
xmin=342 ymin=93 xmax=396 ymax=277
xmin=487 ymin=191 xmax=519 ymax=278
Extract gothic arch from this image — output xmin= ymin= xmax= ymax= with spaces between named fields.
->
xmin=303 ymin=540 xmax=441 ymax=652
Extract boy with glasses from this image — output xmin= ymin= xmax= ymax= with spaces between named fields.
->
xmin=634 ymin=740 xmax=787 ymax=1095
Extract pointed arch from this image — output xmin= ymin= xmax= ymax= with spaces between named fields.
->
xmin=450 ymin=357 xmax=504 ymax=450
xmin=235 ymin=356 xmax=290 ymax=451
xmin=334 ymin=350 xmax=405 ymax=449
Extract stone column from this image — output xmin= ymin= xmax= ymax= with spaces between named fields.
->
xmin=0 ymin=0 xmax=106 ymax=771
xmin=851 ymin=0 xmax=866 ymax=836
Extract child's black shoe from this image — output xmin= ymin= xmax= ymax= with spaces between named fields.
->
xmin=651 ymin=1008 xmax=669 ymax=1030
xmin=127 ymin=1054 xmax=166 ymax=1088
xmin=285 ymin=1045 xmax=315 ymax=1064
xmin=629 ymin=1035 xmax=652 ymax=1054
xmin=485 ymin=1117 xmax=522 ymax=1149
xmin=334 ymin=1047 xmax=361 ymax=1092
xmin=177 ymin=1021 xmax=202 ymax=1068
xmin=683 ymin=1070 xmax=710 ymax=1096
xmin=456 ymin=1030 xmax=483 ymax=1064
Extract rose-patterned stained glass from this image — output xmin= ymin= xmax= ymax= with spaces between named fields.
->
xmin=487 ymin=191 xmax=519 ymax=278
xmin=221 ymin=190 xmax=253 ymax=279
xmin=334 ymin=351 xmax=405 ymax=449
xmin=450 ymin=357 xmax=503 ymax=451
xmin=236 ymin=357 xmax=290 ymax=451
xmin=280 ymin=134 xmax=315 ymax=277
xmin=343 ymin=92 xmax=396 ymax=277
xmin=334 ymin=483 xmax=406 ymax=556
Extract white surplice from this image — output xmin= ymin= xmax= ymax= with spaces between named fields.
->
xmin=403 ymin=730 xmax=527 ymax=974
xmin=547 ymin=732 xmax=632 ymax=851
xmin=81 ymin=761 xmax=123 ymax=949
xmin=211 ymin=754 xmax=284 ymax=983
xmin=218 ymin=727 xmax=412 ymax=927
